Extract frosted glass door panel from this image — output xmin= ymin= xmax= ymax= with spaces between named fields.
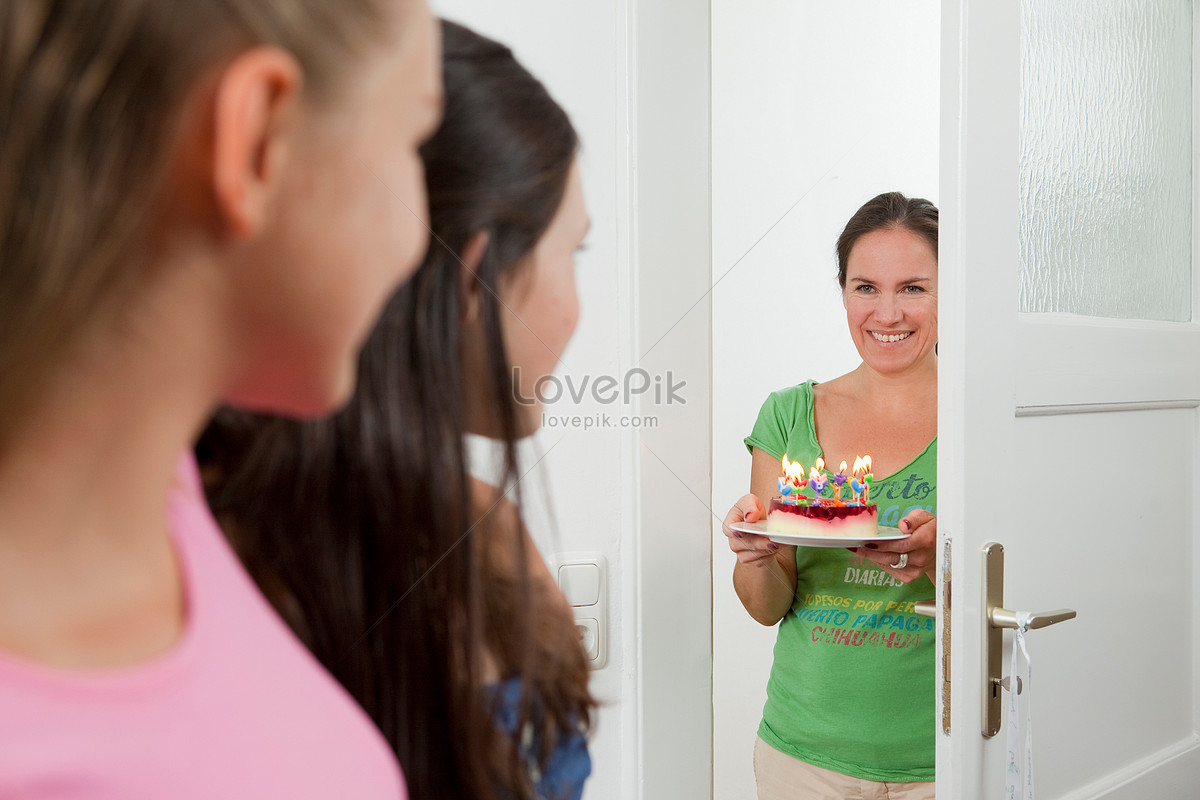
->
xmin=1019 ymin=0 xmax=1192 ymax=321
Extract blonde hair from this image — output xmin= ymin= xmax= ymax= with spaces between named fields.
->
xmin=0 ymin=0 xmax=392 ymax=419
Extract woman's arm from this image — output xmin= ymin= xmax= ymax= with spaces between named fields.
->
xmin=722 ymin=448 xmax=798 ymax=626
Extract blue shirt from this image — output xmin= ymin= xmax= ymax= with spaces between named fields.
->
xmin=490 ymin=678 xmax=591 ymax=800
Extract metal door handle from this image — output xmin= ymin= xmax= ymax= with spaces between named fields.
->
xmin=989 ymin=606 xmax=1075 ymax=630
xmin=982 ymin=541 xmax=1076 ymax=737
xmin=915 ymin=601 xmax=1078 ymax=628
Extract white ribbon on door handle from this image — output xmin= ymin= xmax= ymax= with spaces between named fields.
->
xmin=1005 ymin=611 xmax=1034 ymax=800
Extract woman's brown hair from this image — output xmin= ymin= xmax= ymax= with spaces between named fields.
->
xmin=198 ymin=20 xmax=594 ymax=800
xmin=835 ymin=191 xmax=939 ymax=288
xmin=0 ymin=0 xmax=390 ymax=422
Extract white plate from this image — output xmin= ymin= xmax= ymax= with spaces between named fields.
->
xmin=728 ymin=520 xmax=907 ymax=548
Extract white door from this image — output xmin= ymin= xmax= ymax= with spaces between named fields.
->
xmin=939 ymin=1 xmax=1200 ymax=797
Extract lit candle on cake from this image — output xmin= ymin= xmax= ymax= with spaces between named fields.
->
xmin=831 ymin=460 xmax=849 ymax=505
xmin=850 ymin=455 xmax=872 ymax=504
xmin=850 ymin=455 xmax=874 ymax=504
xmin=779 ymin=454 xmax=807 ymax=503
xmin=807 ymin=463 xmax=828 ymax=503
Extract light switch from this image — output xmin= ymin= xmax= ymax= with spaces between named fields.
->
xmin=554 ymin=553 xmax=607 ymax=670
xmin=558 ymin=563 xmax=601 ymax=607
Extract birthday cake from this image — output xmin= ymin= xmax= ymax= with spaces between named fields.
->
xmin=766 ymin=455 xmax=878 ymax=538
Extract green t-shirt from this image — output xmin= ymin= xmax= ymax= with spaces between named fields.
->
xmin=744 ymin=381 xmax=936 ymax=783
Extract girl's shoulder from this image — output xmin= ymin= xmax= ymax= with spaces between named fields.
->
xmin=469 ymin=477 xmax=521 ymax=532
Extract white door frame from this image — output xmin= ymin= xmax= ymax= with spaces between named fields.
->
xmin=631 ymin=1 xmax=714 ymax=798
xmin=937 ymin=0 xmax=1022 ymax=794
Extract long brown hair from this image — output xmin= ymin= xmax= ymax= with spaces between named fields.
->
xmin=198 ymin=20 xmax=593 ymax=800
xmin=0 ymin=0 xmax=391 ymax=426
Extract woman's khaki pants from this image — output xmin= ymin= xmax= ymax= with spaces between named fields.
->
xmin=753 ymin=737 xmax=935 ymax=800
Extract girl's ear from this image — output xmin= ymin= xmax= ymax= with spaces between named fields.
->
xmin=210 ymin=46 xmax=303 ymax=238
xmin=458 ymin=230 xmax=490 ymax=323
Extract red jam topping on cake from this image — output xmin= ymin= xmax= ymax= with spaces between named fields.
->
xmin=766 ymin=454 xmax=878 ymax=538
xmin=767 ymin=499 xmax=878 ymax=538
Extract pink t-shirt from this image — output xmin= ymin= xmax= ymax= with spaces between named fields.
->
xmin=0 ymin=454 xmax=406 ymax=799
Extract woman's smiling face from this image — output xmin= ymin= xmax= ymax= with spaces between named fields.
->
xmin=842 ymin=225 xmax=938 ymax=376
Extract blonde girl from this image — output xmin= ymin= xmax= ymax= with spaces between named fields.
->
xmin=0 ymin=1 xmax=440 ymax=796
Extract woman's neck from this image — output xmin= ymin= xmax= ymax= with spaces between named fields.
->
xmin=847 ymin=355 xmax=938 ymax=412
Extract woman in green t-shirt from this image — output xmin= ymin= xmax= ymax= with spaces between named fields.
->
xmin=722 ymin=192 xmax=940 ymax=799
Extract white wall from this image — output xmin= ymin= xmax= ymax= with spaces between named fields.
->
xmin=433 ymin=2 xmax=711 ymax=799
xmin=711 ymin=4 xmax=940 ymax=798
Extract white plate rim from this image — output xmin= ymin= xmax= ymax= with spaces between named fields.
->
xmin=728 ymin=520 xmax=907 ymax=548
